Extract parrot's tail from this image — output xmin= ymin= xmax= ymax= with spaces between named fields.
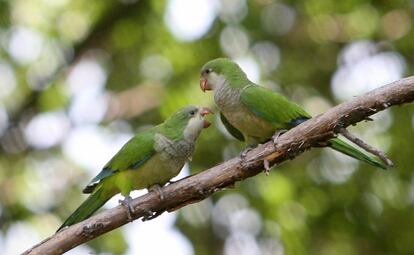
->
xmin=328 ymin=137 xmax=388 ymax=170
xmin=57 ymin=186 xmax=113 ymax=232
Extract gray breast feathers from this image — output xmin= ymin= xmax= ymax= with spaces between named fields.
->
xmin=214 ymin=82 xmax=242 ymax=113
xmin=154 ymin=133 xmax=195 ymax=161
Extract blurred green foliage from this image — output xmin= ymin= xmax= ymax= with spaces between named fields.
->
xmin=0 ymin=0 xmax=414 ymax=254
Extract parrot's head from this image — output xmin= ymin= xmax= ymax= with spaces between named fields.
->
xmin=165 ymin=105 xmax=213 ymax=141
xmin=200 ymin=58 xmax=246 ymax=92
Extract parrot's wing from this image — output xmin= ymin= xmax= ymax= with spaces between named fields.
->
xmin=220 ymin=112 xmax=245 ymax=141
xmin=83 ymin=130 xmax=156 ymax=193
xmin=240 ymin=85 xmax=311 ymax=128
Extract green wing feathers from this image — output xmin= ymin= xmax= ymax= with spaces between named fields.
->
xmin=83 ymin=130 xmax=156 ymax=193
xmin=240 ymin=85 xmax=310 ymax=127
xmin=104 ymin=130 xmax=156 ymax=172
xmin=57 ymin=185 xmax=114 ymax=232
xmin=329 ymin=137 xmax=387 ymax=169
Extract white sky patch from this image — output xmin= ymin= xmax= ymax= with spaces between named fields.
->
xmin=69 ymin=88 xmax=108 ymax=124
xmin=165 ymin=0 xmax=218 ymax=41
xmin=172 ymin=162 xmax=191 ymax=182
xmin=220 ymin=26 xmax=250 ymax=57
xmin=67 ymin=59 xmax=108 ymax=124
xmin=215 ymin=113 xmax=238 ymax=140
xmin=8 ymin=26 xmax=43 ymax=65
xmin=331 ymin=41 xmax=406 ymax=101
xmin=66 ymin=59 xmax=106 ymax=96
xmin=24 ymin=111 xmax=70 ymax=149
xmin=62 ymin=125 xmax=131 ymax=172
xmin=62 ymin=245 xmax=94 ymax=255
xmin=337 ymin=40 xmax=377 ymax=65
xmin=1 ymin=222 xmax=41 ymax=255
xmin=124 ymin=212 xmax=194 ymax=255
xmin=229 ymin=208 xmax=261 ymax=236
xmin=234 ymin=56 xmax=260 ymax=83
xmin=224 ymin=232 xmax=261 ymax=255
xmin=0 ymin=61 xmax=17 ymax=98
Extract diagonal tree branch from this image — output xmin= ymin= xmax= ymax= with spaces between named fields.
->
xmin=22 ymin=76 xmax=414 ymax=255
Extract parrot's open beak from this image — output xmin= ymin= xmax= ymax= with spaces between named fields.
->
xmin=200 ymin=107 xmax=213 ymax=128
xmin=200 ymin=107 xmax=213 ymax=116
xmin=200 ymin=78 xmax=211 ymax=92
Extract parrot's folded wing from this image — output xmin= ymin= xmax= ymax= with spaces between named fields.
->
xmin=83 ymin=130 xmax=156 ymax=193
xmin=240 ymin=85 xmax=310 ymax=128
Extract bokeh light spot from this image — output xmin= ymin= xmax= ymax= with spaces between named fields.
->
xmin=220 ymin=26 xmax=250 ymax=57
xmin=8 ymin=26 xmax=43 ymax=65
xmin=218 ymin=0 xmax=247 ymax=24
xmin=165 ymin=0 xmax=218 ymax=41
xmin=0 ymin=61 xmax=16 ymax=98
xmin=24 ymin=111 xmax=70 ymax=149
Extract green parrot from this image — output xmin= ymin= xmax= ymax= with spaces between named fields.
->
xmin=199 ymin=58 xmax=387 ymax=169
xmin=58 ymin=105 xmax=212 ymax=231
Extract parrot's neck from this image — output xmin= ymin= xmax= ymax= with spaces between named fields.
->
xmin=214 ymin=80 xmax=244 ymax=113
xmin=183 ymin=117 xmax=203 ymax=142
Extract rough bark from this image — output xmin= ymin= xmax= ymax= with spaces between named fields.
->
xmin=22 ymin=76 xmax=414 ymax=255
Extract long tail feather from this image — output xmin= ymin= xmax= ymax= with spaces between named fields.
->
xmin=57 ymin=186 xmax=113 ymax=232
xmin=328 ymin=137 xmax=387 ymax=170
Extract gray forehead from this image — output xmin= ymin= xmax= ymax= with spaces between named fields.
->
xmin=180 ymin=105 xmax=198 ymax=113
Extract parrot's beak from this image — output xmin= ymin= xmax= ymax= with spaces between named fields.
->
xmin=200 ymin=107 xmax=213 ymax=116
xmin=200 ymin=107 xmax=213 ymax=128
xmin=200 ymin=78 xmax=211 ymax=92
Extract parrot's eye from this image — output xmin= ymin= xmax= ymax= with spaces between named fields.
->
xmin=188 ymin=110 xmax=196 ymax=116
xmin=205 ymin=68 xmax=212 ymax=74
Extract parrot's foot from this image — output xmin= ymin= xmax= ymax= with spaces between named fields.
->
xmin=239 ymin=145 xmax=256 ymax=169
xmin=240 ymin=145 xmax=256 ymax=159
xmin=263 ymin=159 xmax=271 ymax=176
xmin=148 ymin=184 xmax=165 ymax=201
xmin=272 ymin=129 xmax=288 ymax=146
xmin=119 ymin=195 xmax=135 ymax=222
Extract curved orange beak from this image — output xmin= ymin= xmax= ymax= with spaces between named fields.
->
xmin=200 ymin=107 xmax=213 ymax=128
xmin=200 ymin=78 xmax=211 ymax=92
